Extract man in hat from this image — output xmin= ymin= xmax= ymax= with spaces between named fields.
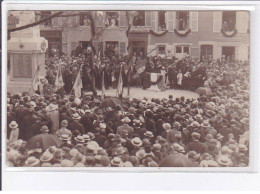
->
xmin=56 ymin=120 xmax=72 ymax=138
xmin=80 ymin=109 xmax=95 ymax=133
xmin=20 ymin=107 xmax=38 ymax=141
xmin=68 ymin=113 xmax=85 ymax=135
xmin=117 ymin=117 xmax=134 ymax=138
xmin=185 ymin=132 xmax=208 ymax=154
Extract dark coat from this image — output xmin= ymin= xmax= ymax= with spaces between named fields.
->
xmin=185 ymin=141 xmax=208 ymax=154
xmin=68 ymin=121 xmax=85 ymax=135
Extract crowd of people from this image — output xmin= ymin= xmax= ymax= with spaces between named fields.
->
xmin=6 ymin=52 xmax=250 ymax=167
xmin=36 ymin=48 xmax=209 ymax=98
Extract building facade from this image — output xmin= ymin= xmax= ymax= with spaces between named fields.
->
xmin=9 ymin=10 xmax=249 ymax=61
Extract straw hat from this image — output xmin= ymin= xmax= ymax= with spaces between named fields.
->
xmin=40 ymin=125 xmax=49 ymax=133
xmin=131 ymin=137 xmax=142 ymax=147
xmin=40 ymin=151 xmax=54 ymax=162
xmin=25 ymin=156 xmax=40 ymax=166
xmin=74 ymin=135 xmax=85 ymax=143
xmin=162 ymin=123 xmax=171 ymax=130
xmin=144 ymin=131 xmax=154 ymax=138
xmin=111 ymin=157 xmax=124 ymax=167
xmin=9 ymin=121 xmax=18 ymax=129
xmin=217 ymin=156 xmax=232 ymax=166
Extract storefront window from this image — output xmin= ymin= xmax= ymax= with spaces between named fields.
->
xmin=222 ymin=11 xmax=236 ymax=31
xmin=105 ymin=41 xmax=119 ymax=57
xmin=158 ymin=11 xmax=166 ymax=31
xmin=176 ymin=46 xmax=182 ymax=53
xmin=133 ymin=11 xmax=145 ymax=26
xmin=176 ymin=11 xmax=189 ymax=31
xmin=158 ymin=46 xmax=166 ymax=55
xmin=106 ymin=12 xmax=119 ymax=26
xmin=184 ymin=46 xmax=189 ymax=54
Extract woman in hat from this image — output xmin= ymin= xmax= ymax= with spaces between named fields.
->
xmin=46 ymin=103 xmax=59 ymax=134
xmin=8 ymin=121 xmax=19 ymax=144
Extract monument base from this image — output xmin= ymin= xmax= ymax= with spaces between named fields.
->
xmin=7 ymin=80 xmax=31 ymax=95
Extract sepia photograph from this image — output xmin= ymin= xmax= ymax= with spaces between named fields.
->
xmin=5 ymin=8 xmax=250 ymax=168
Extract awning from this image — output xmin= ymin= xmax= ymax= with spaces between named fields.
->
xmin=101 ymin=27 xmax=128 ymax=42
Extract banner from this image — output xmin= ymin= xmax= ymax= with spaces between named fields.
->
xmin=72 ymin=69 xmax=83 ymax=98
xmin=55 ymin=64 xmax=64 ymax=91
xmin=135 ymin=59 xmax=146 ymax=74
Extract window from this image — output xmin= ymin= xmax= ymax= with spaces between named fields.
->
xmin=222 ymin=11 xmax=236 ymax=31
xmin=80 ymin=13 xmax=90 ymax=26
xmin=158 ymin=11 xmax=166 ymax=31
xmin=133 ymin=11 xmax=145 ymax=26
xmin=176 ymin=11 xmax=189 ymax=31
xmin=41 ymin=11 xmax=52 ymax=27
xmin=176 ymin=46 xmax=182 ymax=53
xmin=106 ymin=12 xmax=119 ymax=27
xmin=183 ymin=46 xmax=189 ymax=54
xmin=158 ymin=46 xmax=166 ymax=55
xmin=105 ymin=41 xmax=119 ymax=57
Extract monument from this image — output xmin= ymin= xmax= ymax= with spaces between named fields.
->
xmin=8 ymin=11 xmax=48 ymax=94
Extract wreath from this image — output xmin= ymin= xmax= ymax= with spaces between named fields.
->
xmin=149 ymin=30 xmax=168 ymax=36
xmin=174 ymin=29 xmax=191 ymax=37
xmin=221 ymin=28 xmax=237 ymax=38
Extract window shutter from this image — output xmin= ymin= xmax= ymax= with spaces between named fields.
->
xmin=236 ymin=11 xmax=249 ymax=33
xmin=96 ymin=12 xmax=105 ymax=27
xmin=213 ymin=11 xmax=222 ymax=32
xmin=52 ymin=11 xmax=59 ymax=27
xmin=151 ymin=11 xmax=158 ymax=31
xmin=166 ymin=11 xmax=175 ymax=32
xmin=145 ymin=11 xmax=152 ymax=26
xmin=119 ymin=11 xmax=127 ymax=27
xmin=190 ymin=11 xmax=198 ymax=32
xmin=147 ymin=45 xmax=157 ymax=56
xmin=119 ymin=42 xmax=126 ymax=55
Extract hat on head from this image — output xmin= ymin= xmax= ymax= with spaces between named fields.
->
xmin=162 ymin=123 xmax=171 ymax=130
xmin=99 ymin=123 xmax=106 ymax=129
xmin=216 ymin=133 xmax=224 ymax=141
xmin=72 ymin=113 xmax=81 ymax=120
xmin=111 ymin=157 xmax=124 ymax=167
xmin=152 ymin=143 xmax=161 ymax=151
xmin=60 ymin=134 xmax=71 ymax=141
xmin=74 ymin=135 xmax=85 ymax=143
xmin=40 ymin=125 xmax=49 ymax=133
xmin=61 ymin=159 xmax=74 ymax=167
xmin=9 ymin=121 xmax=18 ymax=129
xmin=191 ymin=132 xmax=201 ymax=140
xmin=124 ymin=161 xmax=133 ymax=167
xmin=100 ymin=156 xmax=110 ymax=167
xmin=205 ymin=134 xmax=213 ymax=141
xmin=61 ymin=120 xmax=68 ymax=127
xmin=82 ymin=134 xmax=91 ymax=141
xmin=86 ymin=141 xmax=100 ymax=151
xmin=97 ymin=115 xmax=104 ymax=122
xmin=122 ymin=117 xmax=131 ymax=123
xmin=217 ymin=155 xmax=232 ymax=166
xmin=144 ymin=131 xmax=154 ymax=138
xmin=131 ymin=137 xmax=142 ymax=147
xmin=25 ymin=156 xmax=40 ymax=166
xmin=40 ymin=151 xmax=54 ymax=162
xmin=87 ymin=132 xmax=95 ymax=140
xmin=238 ymin=144 xmax=248 ymax=152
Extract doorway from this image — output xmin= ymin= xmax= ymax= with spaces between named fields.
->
xmin=200 ymin=45 xmax=213 ymax=61
xmin=131 ymin=41 xmax=146 ymax=58
xmin=222 ymin=46 xmax=235 ymax=60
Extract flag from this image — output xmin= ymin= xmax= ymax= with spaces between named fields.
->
xmin=101 ymin=71 xmax=105 ymax=100
xmin=29 ymin=65 xmax=40 ymax=95
xmin=116 ymin=65 xmax=123 ymax=98
xmin=135 ymin=59 xmax=146 ymax=74
xmin=72 ymin=69 xmax=83 ymax=98
xmin=55 ymin=64 xmax=64 ymax=91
